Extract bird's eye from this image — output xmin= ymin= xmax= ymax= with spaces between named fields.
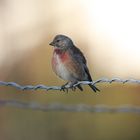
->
xmin=56 ymin=40 xmax=60 ymax=42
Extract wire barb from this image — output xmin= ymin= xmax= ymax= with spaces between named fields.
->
xmin=0 ymin=78 xmax=139 ymax=91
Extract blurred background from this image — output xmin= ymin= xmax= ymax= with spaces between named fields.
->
xmin=0 ymin=0 xmax=140 ymax=140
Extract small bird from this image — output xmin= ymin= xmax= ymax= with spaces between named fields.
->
xmin=49 ymin=34 xmax=100 ymax=92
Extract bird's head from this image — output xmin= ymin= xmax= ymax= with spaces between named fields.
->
xmin=49 ymin=34 xmax=74 ymax=50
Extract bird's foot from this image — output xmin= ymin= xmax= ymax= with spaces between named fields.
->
xmin=69 ymin=82 xmax=83 ymax=91
xmin=60 ymin=82 xmax=83 ymax=92
xmin=60 ymin=83 xmax=69 ymax=92
xmin=71 ymin=86 xmax=76 ymax=91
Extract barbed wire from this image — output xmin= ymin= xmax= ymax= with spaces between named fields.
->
xmin=0 ymin=100 xmax=140 ymax=113
xmin=0 ymin=78 xmax=139 ymax=91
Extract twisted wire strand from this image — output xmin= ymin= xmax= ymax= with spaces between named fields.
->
xmin=0 ymin=100 xmax=140 ymax=113
xmin=0 ymin=78 xmax=139 ymax=91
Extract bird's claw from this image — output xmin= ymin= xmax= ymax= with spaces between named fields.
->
xmin=60 ymin=84 xmax=76 ymax=92
xmin=71 ymin=86 xmax=76 ymax=91
xmin=60 ymin=82 xmax=81 ymax=92
xmin=60 ymin=85 xmax=69 ymax=92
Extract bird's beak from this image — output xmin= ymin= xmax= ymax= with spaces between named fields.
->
xmin=49 ymin=41 xmax=54 ymax=46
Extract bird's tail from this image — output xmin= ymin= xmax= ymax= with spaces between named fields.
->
xmin=88 ymin=84 xmax=100 ymax=92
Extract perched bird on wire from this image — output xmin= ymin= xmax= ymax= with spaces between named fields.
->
xmin=49 ymin=34 xmax=100 ymax=92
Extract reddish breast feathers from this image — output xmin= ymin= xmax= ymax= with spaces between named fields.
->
xmin=52 ymin=48 xmax=72 ymax=80
xmin=53 ymin=49 xmax=69 ymax=62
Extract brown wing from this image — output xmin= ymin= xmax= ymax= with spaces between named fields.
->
xmin=64 ymin=55 xmax=85 ymax=81
xmin=68 ymin=45 xmax=100 ymax=92
xmin=68 ymin=46 xmax=93 ymax=81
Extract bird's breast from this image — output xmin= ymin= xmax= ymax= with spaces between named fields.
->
xmin=52 ymin=49 xmax=69 ymax=65
xmin=52 ymin=50 xmax=71 ymax=80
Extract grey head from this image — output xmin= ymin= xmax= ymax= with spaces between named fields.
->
xmin=49 ymin=34 xmax=74 ymax=49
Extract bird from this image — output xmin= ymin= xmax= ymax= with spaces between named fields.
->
xmin=49 ymin=34 xmax=100 ymax=92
